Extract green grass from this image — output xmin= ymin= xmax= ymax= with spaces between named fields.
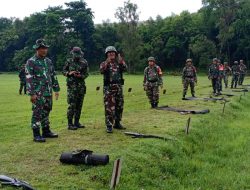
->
xmin=0 ymin=74 xmax=249 ymax=190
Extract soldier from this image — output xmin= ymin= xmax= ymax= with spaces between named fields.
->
xmin=239 ymin=60 xmax=247 ymax=85
xmin=182 ymin=59 xmax=197 ymax=100
xmin=100 ymin=46 xmax=127 ymax=133
xmin=18 ymin=64 xmax=26 ymax=95
xmin=143 ymin=57 xmax=163 ymax=108
xmin=223 ymin=62 xmax=231 ymax=88
xmin=63 ymin=47 xmax=89 ymax=130
xmin=218 ymin=59 xmax=224 ymax=92
xmin=25 ymin=39 xmax=60 ymax=143
xmin=231 ymin=61 xmax=240 ymax=88
xmin=208 ymin=58 xmax=220 ymax=95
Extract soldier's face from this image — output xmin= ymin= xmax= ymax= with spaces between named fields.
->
xmin=240 ymin=60 xmax=243 ymax=64
xmin=187 ymin=61 xmax=192 ymax=66
xmin=213 ymin=61 xmax=217 ymax=64
xmin=107 ymin=52 xmax=116 ymax=60
xmin=37 ymin=47 xmax=48 ymax=57
xmin=148 ymin=61 xmax=155 ymax=67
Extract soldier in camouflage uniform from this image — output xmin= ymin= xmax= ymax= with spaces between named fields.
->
xmin=208 ymin=58 xmax=220 ymax=95
xmin=143 ymin=57 xmax=163 ymax=108
xmin=182 ymin=59 xmax=197 ymax=99
xmin=239 ymin=60 xmax=247 ymax=85
xmin=25 ymin=39 xmax=60 ymax=143
xmin=223 ymin=62 xmax=231 ymax=88
xmin=18 ymin=64 xmax=26 ymax=95
xmin=63 ymin=47 xmax=89 ymax=130
xmin=100 ymin=46 xmax=127 ymax=133
xmin=231 ymin=61 xmax=241 ymax=88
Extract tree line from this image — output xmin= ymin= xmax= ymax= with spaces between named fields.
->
xmin=0 ymin=0 xmax=249 ymax=72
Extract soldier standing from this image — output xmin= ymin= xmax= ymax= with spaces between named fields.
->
xmin=182 ymin=59 xmax=197 ymax=100
xmin=63 ymin=47 xmax=89 ymax=130
xmin=223 ymin=62 xmax=231 ymax=88
xmin=231 ymin=61 xmax=240 ymax=88
xmin=25 ymin=39 xmax=60 ymax=142
xmin=218 ymin=59 xmax=225 ymax=92
xmin=18 ymin=64 xmax=26 ymax=95
xmin=239 ymin=60 xmax=247 ymax=85
xmin=100 ymin=46 xmax=127 ymax=133
xmin=208 ymin=58 xmax=220 ymax=95
xmin=143 ymin=57 xmax=163 ymax=108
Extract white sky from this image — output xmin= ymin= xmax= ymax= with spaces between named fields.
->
xmin=0 ymin=0 xmax=202 ymax=23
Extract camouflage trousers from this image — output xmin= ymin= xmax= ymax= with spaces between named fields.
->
xmin=67 ymin=83 xmax=86 ymax=120
xmin=19 ymin=81 xmax=26 ymax=94
xmin=223 ymin=75 xmax=229 ymax=88
xmin=218 ymin=77 xmax=223 ymax=92
xmin=183 ymin=78 xmax=195 ymax=96
xmin=145 ymin=83 xmax=159 ymax=104
xmin=211 ymin=78 xmax=220 ymax=93
xmin=31 ymin=96 xmax=52 ymax=129
xmin=103 ymin=84 xmax=124 ymax=126
xmin=239 ymin=74 xmax=245 ymax=85
xmin=231 ymin=74 xmax=239 ymax=88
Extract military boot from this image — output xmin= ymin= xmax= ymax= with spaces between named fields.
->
xmin=151 ymin=103 xmax=155 ymax=108
xmin=154 ymin=102 xmax=158 ymax=108
xmin=74 ymin=118 xmax=85 ymax=129
xmin=68 ymin=119 xmax=78 ymax=130
xmin=192 ymin=94 xmax=196 ymax=98
xmin=182 ymin=94 xmax=186 ymax=100
xmin=33 ymin=128 xmax=46 ymax=143
xmin=106 ymin=125 xmax=113 ymax=133
xmin=114 ymin=120 xmax=126 ymax=130
xmin=42 ymin=126 xmax=58 ymax=138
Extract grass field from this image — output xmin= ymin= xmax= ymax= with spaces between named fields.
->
xmin=0 ymin=73 xmax=250 ymax=190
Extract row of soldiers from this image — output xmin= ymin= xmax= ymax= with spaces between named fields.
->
xmin=22 ymin=39 xmax=247 ymax=142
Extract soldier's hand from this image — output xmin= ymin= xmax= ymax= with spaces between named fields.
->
xmin=30 ymin=95 xmax=37 ymax=103
xmin=144 ymin=86 xmax=148 ymax=91
xmin=69 ymin=71 xmax=76 ymax=76
xmin=55 ymin=92 xmax=59 ymax=100
xmin=74 ymin=73 xmax=82 ymax=78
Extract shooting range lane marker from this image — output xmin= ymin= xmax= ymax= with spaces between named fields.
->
xmin=156 ymin=106 xmax=210 ymax=115
xmin=163 ymin=89 xmax=167 ymax=94
xmin=110 ymin=158 xmax=122 ymax=190
xmin=222 ymin=101 xmax=228 ymax=114
xmin=127 ymin=87 xmax=132 ymax=96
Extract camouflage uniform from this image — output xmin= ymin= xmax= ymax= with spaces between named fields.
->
xmin=100 ymin=46 xmax=127 ymax=132
xmin=208 ymin=60 xmax=220 ymax=94
xmin=143 ymin=57 xmax=163 ymax=108
xmin=239 ymin=61 xmax=247 ymax=85
xmin=63 ymin=47 xmax=89 ymax=129
xmin=182 ymin=59 xmax=197 ymax=98
xmin=231 ymin=61 xmax=240 ymax=88
xmin=223 ymin=63 xmax=231 ymax=88
xmin=18 ymin=65 xmax=26 ymax=94
xmin=26 ymin=55 xmax=60 ymax=130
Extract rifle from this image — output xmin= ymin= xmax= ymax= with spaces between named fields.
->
xmin=0 ymin=175 xmax=35 ymax=190
xmin=124 ymin=132 xmax=175 ymax=141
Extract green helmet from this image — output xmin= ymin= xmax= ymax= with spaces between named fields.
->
xmin=148 ymin=57 xmax=156 ymax=62
xmin=212 ymin=58 xmax=218 ymax=62
xmin=186 ymin=58 xmax=192 ymax=63
xmin=105 ymin=46 xmax=117 ymax=55
xmin=234 ymin=61 xmax=239 ymax=65
xmin=33 ymin=39 xmax=49 ymax=50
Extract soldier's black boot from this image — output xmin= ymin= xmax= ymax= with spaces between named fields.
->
xmin=68 ymin=119 xmax=78 ymax=130
xmin=19 ymin=89 xmax=22 ymax=95
xmin=42 ymin=127 xmax=58 ymax=138
xmin=74 ymin=118 xmax=85 ymax=129
xmin=114 ymin=120 xmax=126 ymax=130
xmin=151 ymin=103 xmax=155 ymax=108
xmin=33 ymin=128 xmax=46 ymax=143
xmin=106 ymin=125 xmax=113 ymax=133
xmin=182 ymin=95 xmax=186 ymax=100
xmin=154 ymin=103 xmax=158 ymax=108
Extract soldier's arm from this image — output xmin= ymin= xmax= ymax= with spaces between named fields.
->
xmin=100 ymin=61 xmax=109 ymax=74
xmin=80 ymin=61 xmax=89 ymax=80
xmin=62 ymin=61 xmax=70 ymax=77
xmin=25 ymin=60 xmax=36 ymax=96
xmin=157 ymin=66 xmax=163 ymax=85
xmin=50 ymin=60 xmax=60 ymax=92
xmin=143 ymin=68 xmax=148 ymax=86
xmin=119 ymin=59 xmax=128 ymax=72
xmin=193 ymin=66 xmax=197 ymax=82
xmin=182 ymin=67 xmax=185 ymax=82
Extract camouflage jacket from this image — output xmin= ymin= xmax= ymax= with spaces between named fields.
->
xmin=63 ymin=58 xmax=89 ymax=85
xmin=182 ymin=65 xmax=197 ymax=82
xmin=100 ymin=59 xmax=127 ymax=86
xmin=224 ymin=66 xmax=231 ymax=75
xmin=208 ymin=64 xmax=219 ymax=79
xmin=231 ymin=65 xmax=241 ymax=75
xmin=19 ymin=68 xmax=26 ymax=82
xmin=143 ymin=65 xmax=163 ymax=86
xmin=239 ymin=64 xmax=247 ymax=74
xmin=25 ymin=55 xmax=60 ymax=96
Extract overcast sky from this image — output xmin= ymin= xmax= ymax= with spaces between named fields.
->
xmin=0 ymin=0 xmax=202 ymax=23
